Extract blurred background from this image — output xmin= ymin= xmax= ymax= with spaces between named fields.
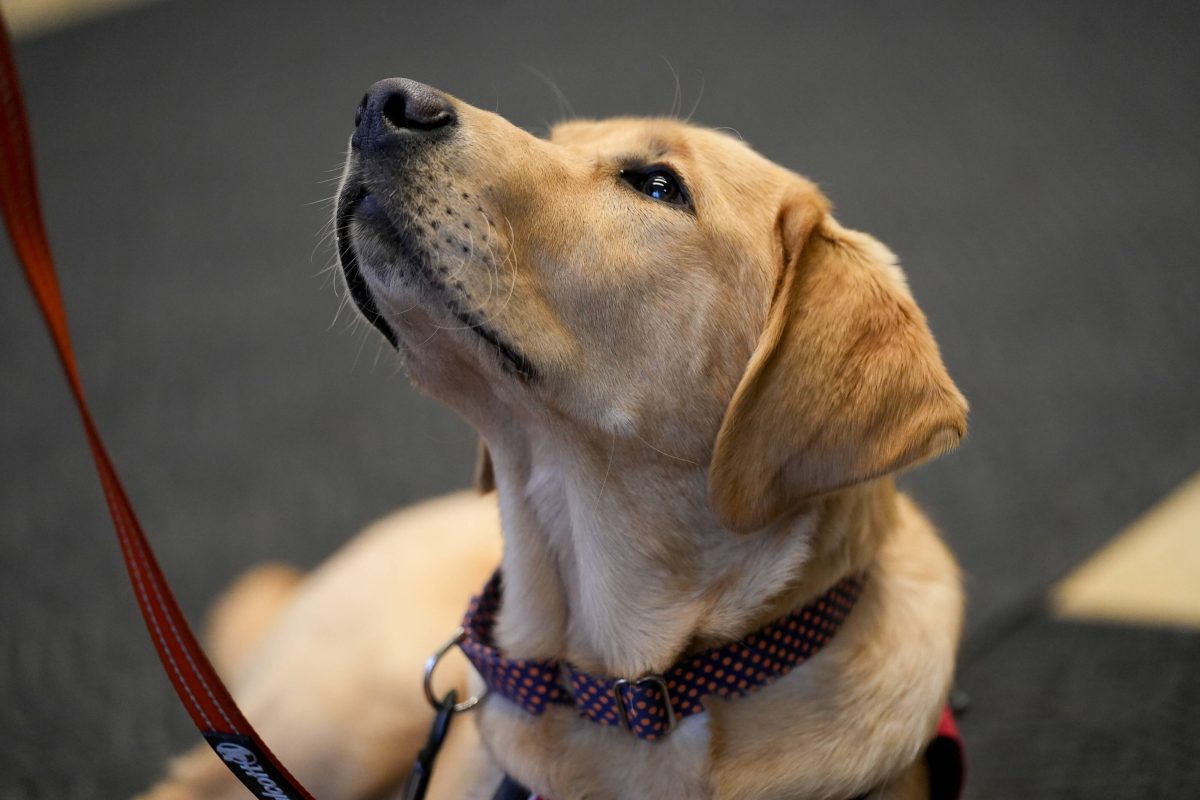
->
xmin=1 ymin=1 xmax=1198 ymax=797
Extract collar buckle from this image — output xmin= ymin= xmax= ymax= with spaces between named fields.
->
xmin=610 ymin=675 xmax=677 ymax=737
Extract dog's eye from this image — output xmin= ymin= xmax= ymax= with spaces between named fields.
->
xmin=621 ymin=168 xmax=690 ymax=208
xmin=640 ymin=171 xmax=681 ymax=203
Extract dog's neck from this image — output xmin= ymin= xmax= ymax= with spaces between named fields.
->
xmin=484 ymin=422 xmax=892 ymax=677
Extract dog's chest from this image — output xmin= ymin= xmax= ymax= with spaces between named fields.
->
xmin=478 ymin=702 xmax=714 ymax=799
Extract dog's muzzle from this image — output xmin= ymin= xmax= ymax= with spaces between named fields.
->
xmin=335 ymin=78 xmax=458 ymax=346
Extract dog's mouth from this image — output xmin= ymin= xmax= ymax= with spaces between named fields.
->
xmin=334 ymin=182 xmax=538 ymax=382
xmin=335 ymin=184 xmax=397 ymax=347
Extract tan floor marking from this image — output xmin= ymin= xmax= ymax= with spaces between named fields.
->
xmin=1054 ymin=471 xmax=1200 ymax=628
xmin=1 ymin=0 xmax=163 ymax=39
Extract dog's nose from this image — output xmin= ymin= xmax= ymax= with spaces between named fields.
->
xmin=353 ymin=78 xmax=456 ymax=149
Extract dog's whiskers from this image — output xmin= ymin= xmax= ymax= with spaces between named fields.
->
xmin=633 ymin=432 xmax=701 ymax=466
xmin=662 ymin=57 xmax=683 ymax=119
xmin=525 ymin=65 xmax=576 ymax=122
xmin=305 ymin=193 xmax=341 ymax=208
xmin=313 ymin=257 xmax=341 ymax=283
xmin=591 ymin=431 xmax=618 ymax=511
xmin=684 ymin=72 xmax=706 ymax=123
xmin=487 ymin=215 xmax=520 ymax=319
xmin=312 ymin=227 xmax=339 ymax=265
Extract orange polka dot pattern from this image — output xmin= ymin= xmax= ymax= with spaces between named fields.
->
xmin=458 ymin=571 xmax=865 ymax=742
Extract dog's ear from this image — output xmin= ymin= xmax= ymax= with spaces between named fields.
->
xmin=709 ymin=188 xmax=967 ymax=533
xmin=474 ymin=438 xmax=495 ymax=493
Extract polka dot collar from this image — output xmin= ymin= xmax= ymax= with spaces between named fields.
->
xmin=457 ymin=571 xmax=865 ymax=741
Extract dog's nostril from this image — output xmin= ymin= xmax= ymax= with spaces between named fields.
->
xmin=379 ymin=79 xmax=456 ymax=131
xmin=381 ymin=91 xmax=454 ymax=130
xmin=382 ymin=93 xmax=410 ymax=130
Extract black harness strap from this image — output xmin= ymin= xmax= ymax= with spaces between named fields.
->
xmin=493 ymin=776 xmax=534 ymax=800
xmin=402 ymin=690 xmax=459 ymax=800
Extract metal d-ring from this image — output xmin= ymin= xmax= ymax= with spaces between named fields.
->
xmin=423 ymin=626 xmax=486 ymax=713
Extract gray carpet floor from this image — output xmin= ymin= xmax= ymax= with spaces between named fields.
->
xmin=958 ymin=616 xmax=1200 ymax=798
xmin=1 ymin=1 xmax=1198 ymax=797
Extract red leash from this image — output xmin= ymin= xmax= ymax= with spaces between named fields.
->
xmin=0 ymin=18 xmax=315 ymax=800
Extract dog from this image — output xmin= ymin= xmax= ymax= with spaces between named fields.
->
xmin=141 ymin=78 xmax=967 ymax=800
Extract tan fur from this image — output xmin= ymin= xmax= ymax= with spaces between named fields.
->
xmin=710 ymin=198 xmax=967 ymax=532
xmin=142 ymin=88 xmax=965 ymax=800
xmin=205 ymin=563 xmax=303 ymax=684
xmin=138 ymin=494 xmax=502 ymax=800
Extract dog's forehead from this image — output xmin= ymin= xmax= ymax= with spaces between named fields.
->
xmin=549 ymin=117 xmax=763 ymax=169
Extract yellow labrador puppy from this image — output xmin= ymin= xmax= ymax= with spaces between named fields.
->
xmin=142 ymin=79 xmax=967 ymax=800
